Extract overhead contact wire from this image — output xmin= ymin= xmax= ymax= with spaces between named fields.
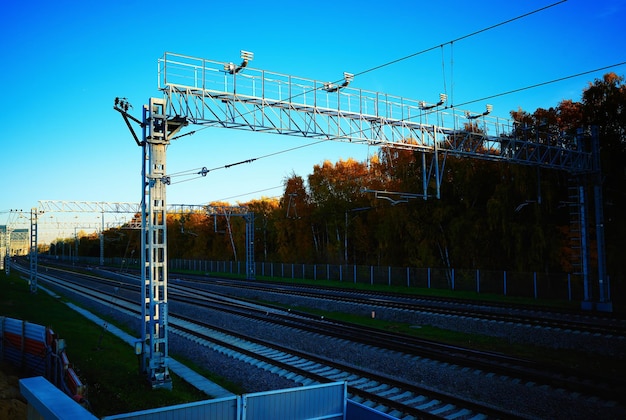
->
xmin=168 ymin=1 xmax=571 ymax=185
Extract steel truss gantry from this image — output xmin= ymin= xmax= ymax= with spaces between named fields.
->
xmin=36 ymin=200 xmax=143 ymax=265
xmin=113 ymin=51 xmax=609 ymax=388
xmin=169 ymin=204 xmax=255 ymax=279
xmin=157 ymin=52 xmax=608 ymax=312
xmin=158 ymin=53 xmax=592 ymax=181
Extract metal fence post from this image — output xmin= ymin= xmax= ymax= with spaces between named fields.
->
xmin=568 ymin=274 xmax=572 ymax=301
xmin=451 ymin=268 xmax=455 ymax=291
xmin=173 ymin=258 xmax=576 ymax=300
xmin=504 ymin=271 xmax=507 ymax=296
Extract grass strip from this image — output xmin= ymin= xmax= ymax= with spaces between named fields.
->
xmin=0 ymin=271 xmax=215 ymax=417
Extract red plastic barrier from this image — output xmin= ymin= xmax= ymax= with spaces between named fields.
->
xmin=1 ymin=317 xmax=88 ymax=404
xmin=2 ymin=331 xmax=47 ymax=357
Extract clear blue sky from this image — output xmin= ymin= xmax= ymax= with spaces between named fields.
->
xmin=2 ymin=0 xmax=625 ymax=240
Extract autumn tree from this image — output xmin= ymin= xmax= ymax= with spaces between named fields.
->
xmin=582 ymin=72 xmax=626 ymax=281
xmin=246 ymin=197 xmax=280 ymax=261
xmin=308 ymin=158 xmax=371 ymax=263
xmin=275 ymin=173 xmax=314 ymax=262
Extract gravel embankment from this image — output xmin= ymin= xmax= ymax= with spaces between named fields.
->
xmin=48 ymin=280 xmax=626 ymax=420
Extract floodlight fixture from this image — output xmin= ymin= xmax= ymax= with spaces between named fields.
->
xmin=323 ymin=72 xmax=355 ymax=92
xmin=114 ymin=97 xmax=132 ymax=112
xmin=419 ymin=93 xmax=447 ymax=110
xmin=224 ymin=50 xmax=254 ymax=74
xmin=240 ymin=50 xmax=254 ymax=62
xmin=465 ymin=104 xmax=493 ymax=119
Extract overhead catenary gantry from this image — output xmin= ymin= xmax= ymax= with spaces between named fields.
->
xmin=158 ymin=52 xmax=593 ymax=178
xmin=30 ymin=197 xmax=253 ymax=389
xmin=157 ymin=51 xmax=607 ymax=311
xmin=115 ymin=50 xmax=610 ymax=388
xmin=169 ymin=204 xmax=255 ymax=279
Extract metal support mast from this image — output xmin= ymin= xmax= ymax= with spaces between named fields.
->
xmin=114 ymin=96 xmax=186 ymax=388
xmin=100 ymin=211 xmax=105 ymax=266
xmin=590 ymin=127 xmax=611 ymax=312
xmin=245 ymin=212 xmax=255 ymax=279
xmin=29 ymin=208 xmax=38 ymax=293
xmin=140 ymin=98 xmax=171 ymax=389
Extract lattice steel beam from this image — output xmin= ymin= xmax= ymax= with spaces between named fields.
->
xmin=156 ymin=52 xmax=608 ymax=312
xmin=169 ymin=203 xmax=255 ymax=279
xmin=158 ymin=52 xmax=593 ymax=174
xmin=38 ymin=201 xmax=141 ymax=214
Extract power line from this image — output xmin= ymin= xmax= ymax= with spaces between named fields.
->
xmin=169 ymin=139 xmax=331 ymax=184
xmin=168 ymin=58 xmax=625 ymax=188
xmin=168 ymin=1 xmax=566 ymax=154
xmin=165 ymin=1 xmax=576 ymax=188
xmin=209 ymin=186 xmax=283 ymax=203
xmin=354 ymin=1 xmax=567 ymax=78
xmin=453 ymin=61 xmax=626 ymax=108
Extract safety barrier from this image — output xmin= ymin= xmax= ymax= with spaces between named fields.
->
xmin=0 ymin=316 xmax=88 ymax=405
xmin=104 ymin=382 xmax=347 ymax=420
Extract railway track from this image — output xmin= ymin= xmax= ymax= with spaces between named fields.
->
xmin=193 ymin=276 xmax=626 ymax=338
xmin=15 ymin=263 xmax=626 ymax=418
xmin=26 ymin=267 xmax=519 ymax=419
xmin=40 ymin=261 xmax=626 ymax=336
xmin=168 ymin=284 xmax=626 ymax=402
xmin=171 ymin=314 xmax=520 ymax=419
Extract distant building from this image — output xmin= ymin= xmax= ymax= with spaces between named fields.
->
xmin=0 ymin=226 xmax=5 ymax=269
xmin=0 ymin=226 xmax=30 ymax=257
xmin=11 ymin=229 xmax=29 ymax=256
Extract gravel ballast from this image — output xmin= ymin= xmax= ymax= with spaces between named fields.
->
xmin=45 ymin=278 xmax=626 ymax=420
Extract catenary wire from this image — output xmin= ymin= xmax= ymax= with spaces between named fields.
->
xmin=210 ymin=186 xmax=283 ymax=203
xmin=352 ymin=1 xmax=567 ymax=79
xmin=453 ymin=61 xmax=626 ymax=108
xmin=168 ymin=59 xmax=625 ymax=187
xmin=169 ymin=1 xmax=566 ymax=143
